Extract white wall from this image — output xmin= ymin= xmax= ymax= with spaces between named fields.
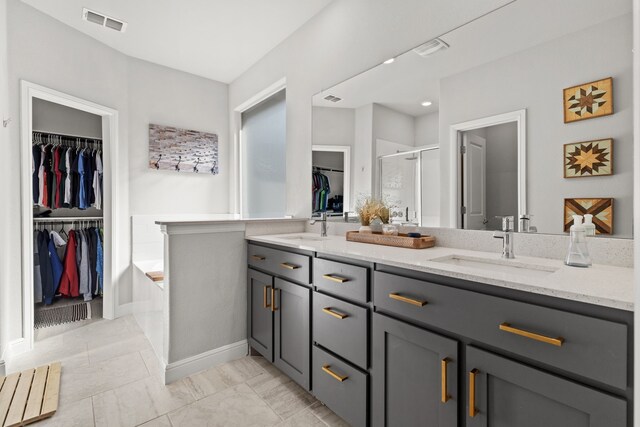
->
xmin=440 ymin=14 xmax=633 ymax=236
xmin=312 ymin=106 xmax=355 ymax=147
xmin=372 ymin=103 xmax=415 ymax=146
xmin=485 ymin=122 xmax=518 ymax=230
xmin=32 ymin=98 xmax=102 ymax=138
xmin=229 ymin=0 xmax=514 ymax=218
xmin=0 ymin=0 xmax=10 ymax=363
xmin=353 ymin=104 xmax=373 ymax=201
xmin=415 ymin=112 xmax=439 ymax=146
xmin=3 ymin=0 xmax=231 ymax=345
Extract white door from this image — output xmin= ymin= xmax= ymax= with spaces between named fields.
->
xmin=462 ymin=132 xmax=487 ymax=229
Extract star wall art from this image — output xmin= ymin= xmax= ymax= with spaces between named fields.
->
xmin=564 ymin=198 xmax=613 ymax=235
xmin=564 ymin=138 xmax=613 ymax=178
xmin=563 ymin=77 xmax=613 ymax=123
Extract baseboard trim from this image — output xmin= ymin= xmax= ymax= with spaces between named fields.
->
xmin=3 ymin=338 xmax=30 ymax=361
xmin=164 ymin=340 xmax=248 ymax=384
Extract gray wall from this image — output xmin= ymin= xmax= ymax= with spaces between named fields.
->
xmin=2 ymin=0 xmax=230 ymax=345
xmin=440 ymin=13 xmax=633 ymax=237
xmin=415 ymin=112 xmax=439 ymax=147
xmin=485 ymin=122 xmax=518 ymax=230
xmin=229 ymin=0 xmax=513 ymax=218
xmin=372 ymin=103 xmax=415 ymax=146
xmin=32 ymin=98 xmax=102 ymax=138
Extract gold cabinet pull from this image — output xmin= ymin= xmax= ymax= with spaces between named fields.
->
xmin=322 ymin=307 xmax=348 ymax=320
xmin=323 ymin=274 xmax=349 ymax=283
xmin=388 ymin=293 xmax=427 ymax=307
xmin=263 ymin=286 xmax=271 ymax=309
xmin=469 ymin=369 xmax=479 ymax=417
xmin=271 ymin=288 xmax=278 ymax=312
xmin=499 ymin=323 xmax=564 ymax=347
xmin=251 ymin=255 xmax=266 ymax=261
xmin=322 ymin=365 xmax=348 ymax=382
xmin=280 ymin=262 xmax=300 ymax=270
xmin=441 ymin=358 xmax=450 ymax=403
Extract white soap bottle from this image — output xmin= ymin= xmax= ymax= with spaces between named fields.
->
xmin=583 ymin=214 xmax=596 ymax=237
xmin=565 ymin=215 xmax=592 ymax=267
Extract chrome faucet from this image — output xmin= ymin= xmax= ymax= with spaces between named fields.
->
xmin=310 ymin=212 xmax=328 ymax=237
xmin=493 ymin=216 xmax=515 ymax=259
xmin=519 ymin=214 xmax=537 ymax=233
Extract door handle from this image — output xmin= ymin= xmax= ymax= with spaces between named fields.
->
xmin=322 ymin=274 xmax=349 ymax=283
xmin=441 ymin=358 xmax=450 ymax=403
xmin=322 ymin=365 xmax=348 ymax=382
xmin=263 ymin=286 xmax=271 ymax=309
xmin=280 ymin=262 xmax=300 ymax=270
xmin=271 ymin=288 xmax=278 ymax=312
xmin=388 ymin=293 xmax=427 ymax=307
xmin=251 ymin=255 xmax=266 ymax=261
xmin=469 ymin=369 xmax=479 ymax=417
xmin=322 ymin=307 xmax=348 ymax=320
xmin=499 ymin=323 xmax=564 ymax=347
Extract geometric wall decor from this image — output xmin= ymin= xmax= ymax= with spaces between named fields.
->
xmin=564 ymin=198 xmax=613 ymax=234
xmin=563 ymin=138 xmax=613 ymax=178
xmin=563 ymin=77 xmax=613 ymax=123
xmin=148 ymin=124 xmax=219 ymax=174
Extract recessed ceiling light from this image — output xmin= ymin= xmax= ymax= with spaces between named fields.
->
xmin=383 ymin=58 xmax=395 ymax=65
xmin=421 ymin=101 xmax=432 ymax=107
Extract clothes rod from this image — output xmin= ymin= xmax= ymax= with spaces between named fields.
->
xmin=313 ymin=166 xmax=344 ymax=173
xmin=33 ymin=216 xmax=103 ymax=222
xmin=32 ymin=130 xmax=103 ymax=141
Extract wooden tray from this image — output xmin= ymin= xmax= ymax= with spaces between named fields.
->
xmin=346 ymin=231 xmax=435 ymax=249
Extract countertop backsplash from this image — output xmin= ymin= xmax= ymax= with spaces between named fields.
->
xmin=305 ymin=221 xmax=633 ymax=268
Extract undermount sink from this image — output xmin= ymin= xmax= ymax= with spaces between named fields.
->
xmin=280 ymin=235 xmax=328 ymax=242
xmin=432 ymin=255 xmax=559 ymax=278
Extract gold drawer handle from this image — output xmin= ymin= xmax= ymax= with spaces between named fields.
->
xmin=252 ymin=255 xmax=266 ymax=261
xmin=499 ymin=323 xmax=564 ymax=347
xmin=441 ymin=358 xmax=450 ymax=403
xmin=469 ymin=369 xmax=479 ymax=417
xmin=263 ymin=286 xmax=271 ymax=309
xmin=323 ymin=274 xmax=349 ymax=283
xmin=322 ymin=307 xmax=348 ymax=320
xmin=280 ymin=262 xmax=300 ymax=270
xmin=322 ymin=365 xmax=348 ymax=382
xmin=271 ymin=288 xmax=278 ymax=312
xmin=389 ymin=293 xmax=427 ymax=307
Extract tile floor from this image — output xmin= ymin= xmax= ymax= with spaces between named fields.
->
xmin=7 ymin=316 xmax=349 ymax=427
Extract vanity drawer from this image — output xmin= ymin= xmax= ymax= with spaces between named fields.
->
xmin=313 ymin=258 xmax=368 ymax=303
xmin=374 ymin=271 xmax=628 ymax=389
xmin=313 ymin=291 xmax=368 ymax=369
xmin=312 ymin=345 xmax=367 ymax=427
xmin=248 ymin=244 xmax=311 ymax=285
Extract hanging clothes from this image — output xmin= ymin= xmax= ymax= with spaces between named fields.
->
xmin=58 ymin=230 xmax=80 ymax=298
xmin=37 ymin=231 xmax=55 ymax=305
xmin=33 ymin=231 xmax=43 ymax=304
xmin=312 ymin=172 xmax=331 ymax=212
xmin=95 ymin=227 xmax=104 ymax=294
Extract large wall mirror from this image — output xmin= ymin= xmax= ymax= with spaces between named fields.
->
xmin=311 ymin=0 xmax=633 ymax=238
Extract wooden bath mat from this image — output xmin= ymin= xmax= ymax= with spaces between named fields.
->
xmin=0 ymin=362 xmax=61 ymax=426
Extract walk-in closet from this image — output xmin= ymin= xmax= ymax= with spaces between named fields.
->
xmin=311 ymin=147 xmax=349 ymax=217
xmin=30 ymin=99 xmax=105 ymax=339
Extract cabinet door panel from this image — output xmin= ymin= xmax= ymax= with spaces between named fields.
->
xmin=274 ymin=278 xmax=310 ymax=390
xmin=248 ymin=269 xmax=273 ymax=361
xmin=466 ymin=346 xmax=627 ymax=427
xmin=372 ymin=313 xmax=458 ymax=427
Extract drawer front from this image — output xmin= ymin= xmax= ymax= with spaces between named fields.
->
xmin=312 ymin=345 xmax=367 ymax=427
xmin=313 ymin=258 xmax=368 ymax=303
xmin=313 ymin=292 xmax=368 ymax=369
xmin=249 ymin=244 xmax=311 ymax=285
xmin=374 ymin=271 xmax=628 ymax=390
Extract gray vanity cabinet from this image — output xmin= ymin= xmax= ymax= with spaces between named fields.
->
xmin=372 ymin=313 xmax=458 ymax=427
xmin=465 ymin=346 xmax=627 ymax=427
xmin=247 ymin=268 xmax=274 ymax=361
xmin=273 ymin=278 xmax=311 ymax=390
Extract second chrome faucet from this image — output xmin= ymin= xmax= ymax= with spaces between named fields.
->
xmin=493 ymin=216 xmax=515 ymax=259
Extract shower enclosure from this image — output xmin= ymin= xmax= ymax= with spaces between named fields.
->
xmin=378 ymin=146 xmax=440 ymax=227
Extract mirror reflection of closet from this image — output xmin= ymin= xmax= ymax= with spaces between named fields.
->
xmin=312 ymin=145 xmax=350 ymax=218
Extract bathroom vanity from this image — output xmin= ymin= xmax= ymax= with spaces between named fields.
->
xmin=246 ymin=233 xmax=633 ymax=427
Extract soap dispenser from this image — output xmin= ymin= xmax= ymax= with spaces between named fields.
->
xmin=583 ymin=214 xmax=596 ymax=237
xmin=565 ymin=215 xmax=592 ymax=267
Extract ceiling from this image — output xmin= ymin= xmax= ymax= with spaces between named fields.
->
xmin=313 ymin=0 xmax=632 ymax=117
xmin=22 ymin=0 xmax=333 ymax=83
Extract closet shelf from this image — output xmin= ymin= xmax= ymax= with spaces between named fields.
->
xmin=33 ymin=216 xmax=103 ymax=222
xmin=32 ymin=129 xmax=103 ymax=141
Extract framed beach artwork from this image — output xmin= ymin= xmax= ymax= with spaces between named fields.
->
xmin=564 ymin=198 xmax=613 ymax=235
xmin=563 ymin=138 xmax=613 ymax=178
xmin=148 ymin=124 xmax=219 ymax=174
xmin=563 ymin=77 xmax=613 ymax=123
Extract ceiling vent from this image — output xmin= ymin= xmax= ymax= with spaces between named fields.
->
xmin=82 ymin=8 xmax=128 ymax=33
xmin=324 ymin=95 xmax=342 ymax=103
xmin=413 ymin=38 xmax=449 ymax=57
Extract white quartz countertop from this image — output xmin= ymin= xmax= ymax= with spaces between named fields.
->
xmin=155 ymin=216 xmax=306 ymax=226
xmin=248 ymin=233 xmax=634 ymax=311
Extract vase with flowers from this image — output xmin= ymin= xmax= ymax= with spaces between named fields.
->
xmin=355 ymin=196 xmax=390 ymax=234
